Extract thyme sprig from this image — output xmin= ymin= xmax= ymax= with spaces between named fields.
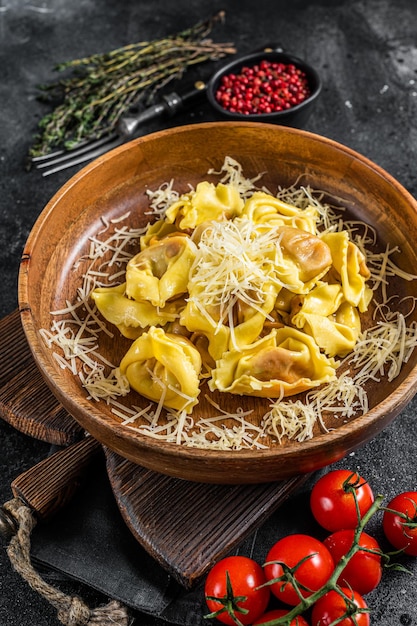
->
xmin=29 ymin=11 xmax=235 ymax=157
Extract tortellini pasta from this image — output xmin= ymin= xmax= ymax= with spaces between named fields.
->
xmin=291 ymin=287 xmax=361 ymax=357
xmin=120 ymin=327 xmax=202 ymax=412
xmin=91 ymin=283 xmax=185 ymax=339
xmin=91 ymin=179 xmax=372 ymax=414
xmin=126 ymin=234 xmax=197 ymax=307
xmin=321 ymin=231 xmax=372 ymax=312
xmin=209 ymin=327 xmax=337 ymax=397
xmin=241 ymin=191 xmax=318 ymax=234
xmin=165 ymin=181 xmax=244 ymax=230
xmin=272 ymin=226 xmax=333 ymax=293
xmin=139 ymin=219 xmax=180 ymax=249
xmin=181 ymin=281 xmax=280 ymax=360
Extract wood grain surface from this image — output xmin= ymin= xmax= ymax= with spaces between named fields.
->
xmin=105 ymin=448 xmax=308 ymax=587
xmin=11 ymin=436 xmax=102 ymax=520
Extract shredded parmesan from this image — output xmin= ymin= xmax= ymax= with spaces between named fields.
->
xmin=82 ymin=368 xmax=130 ymax=402
xmin=366 ymin=244 xmax=417 ymax=303
xmin=43 ymin=219 xmax=149 ymax=403
xmin=350 ymin=313 xmax=417 ymax=384
xmin=146 ymin=179 xmax=181 ymax=216
xmin=208 ymin=156 xmax=266 ymax=199
xmin=263 ymin=399 xmax=317 ymax=443
xmin=309 ymin=371 xmax=368 ymax=418
xmin=187 ymin=219 xmax=280 ymax=337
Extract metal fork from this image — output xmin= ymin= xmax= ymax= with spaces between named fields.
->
xmin=31 ymin=81 xmax=207 ymax=177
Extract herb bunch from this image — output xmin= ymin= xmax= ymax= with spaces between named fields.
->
xmin=29 ymin=11 xmax=235 ymax=157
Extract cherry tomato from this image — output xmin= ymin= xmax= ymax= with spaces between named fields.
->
xmin=204 ymin=555 xmax=270 ymax=625
xmin=253 ymin=609 xmax=309 ymax=625
xmin=311 ymin=587 xmax=370 ymax=626
xmin=310 ymin=469 xmax=374 ymax=531
xmin=263 ymin=534 xmax=334 ymax=606
xmin=383 ymin=491 xmax=417 ymax=556
xmin=323 ymin=529 xmax=382 ymax=595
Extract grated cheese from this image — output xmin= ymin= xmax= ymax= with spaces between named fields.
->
xmin=350 ymin=312 xmax=417 ymax=384
xmin=208 ymin=156 xmax=266 ymax=199
xmin=145 ymin=179 xmax=181 ymax=216
xmin=263 ymin=398 xmax=317 ymax=443
xmin=187 ymin=218 xmax=280 ymax=338
xmin=81 ymin=367 xmax=130 ymax=402
xmin=365 ymin=244 xmax=417 ymax=303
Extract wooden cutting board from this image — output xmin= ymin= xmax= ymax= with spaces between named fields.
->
xmin=0 ymin=309 xmax=308 ymax=588
xmin=0 ymin=309 xmax=84 ymax=445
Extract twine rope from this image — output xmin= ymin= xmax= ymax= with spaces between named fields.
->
xmin=3 ymin=497 xmax=131 ymax=626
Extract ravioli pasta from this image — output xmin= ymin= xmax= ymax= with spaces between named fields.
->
xmin=92 ymin=178 xmax=372 ymax=413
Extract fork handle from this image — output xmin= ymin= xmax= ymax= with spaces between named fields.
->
xmin=118 ymin=81 xmax=207 ymax=137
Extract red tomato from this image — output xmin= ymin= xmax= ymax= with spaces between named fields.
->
xmin=204 ymin=555 xmax=270 ymax=625
xmin=253 ymin=609 xmax=309 ymax=625
xmin=310 ymin=469 xmax=374 ymax=531
xmin=263 ymin=534 xmax=334 ymax=606
xmin=323 ymin=529 xmax=382 ymax=594
xmin=383 ymin=491 xmax=417 ymax=556
xmin=311 ymin=587 xmax=370 ymax=626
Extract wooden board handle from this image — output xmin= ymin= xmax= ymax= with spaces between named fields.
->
xmin=11 ymin=436 xmax=102 ymax=520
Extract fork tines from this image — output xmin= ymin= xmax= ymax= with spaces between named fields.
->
xmin=31 ymin=133 xmax=123 ymax=177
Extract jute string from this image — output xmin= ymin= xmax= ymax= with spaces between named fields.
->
xmin=3 ymin=497 xmax=131 ymax=626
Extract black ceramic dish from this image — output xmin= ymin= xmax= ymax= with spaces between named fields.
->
xmin=207 ymin=47 xmax=322 ymax=127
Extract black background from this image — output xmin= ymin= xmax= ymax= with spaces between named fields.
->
xmin=1 ymin=1 xmax=417 ymax=624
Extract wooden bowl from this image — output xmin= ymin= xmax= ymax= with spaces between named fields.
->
xmin=19 ymin=122 xmax=417 ymax=483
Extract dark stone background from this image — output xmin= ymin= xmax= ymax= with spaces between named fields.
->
xmin=1 ymin=1 xmax=417 ymax=624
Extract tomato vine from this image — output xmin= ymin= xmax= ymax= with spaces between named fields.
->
xmin=203 ymin=473 xmax=415 ymax=626
xmin=256 ymin=493 xmax=384 ymax=625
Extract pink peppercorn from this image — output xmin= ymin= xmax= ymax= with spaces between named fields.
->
xmin=215 ymin=59 xmax=311 ymax=115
